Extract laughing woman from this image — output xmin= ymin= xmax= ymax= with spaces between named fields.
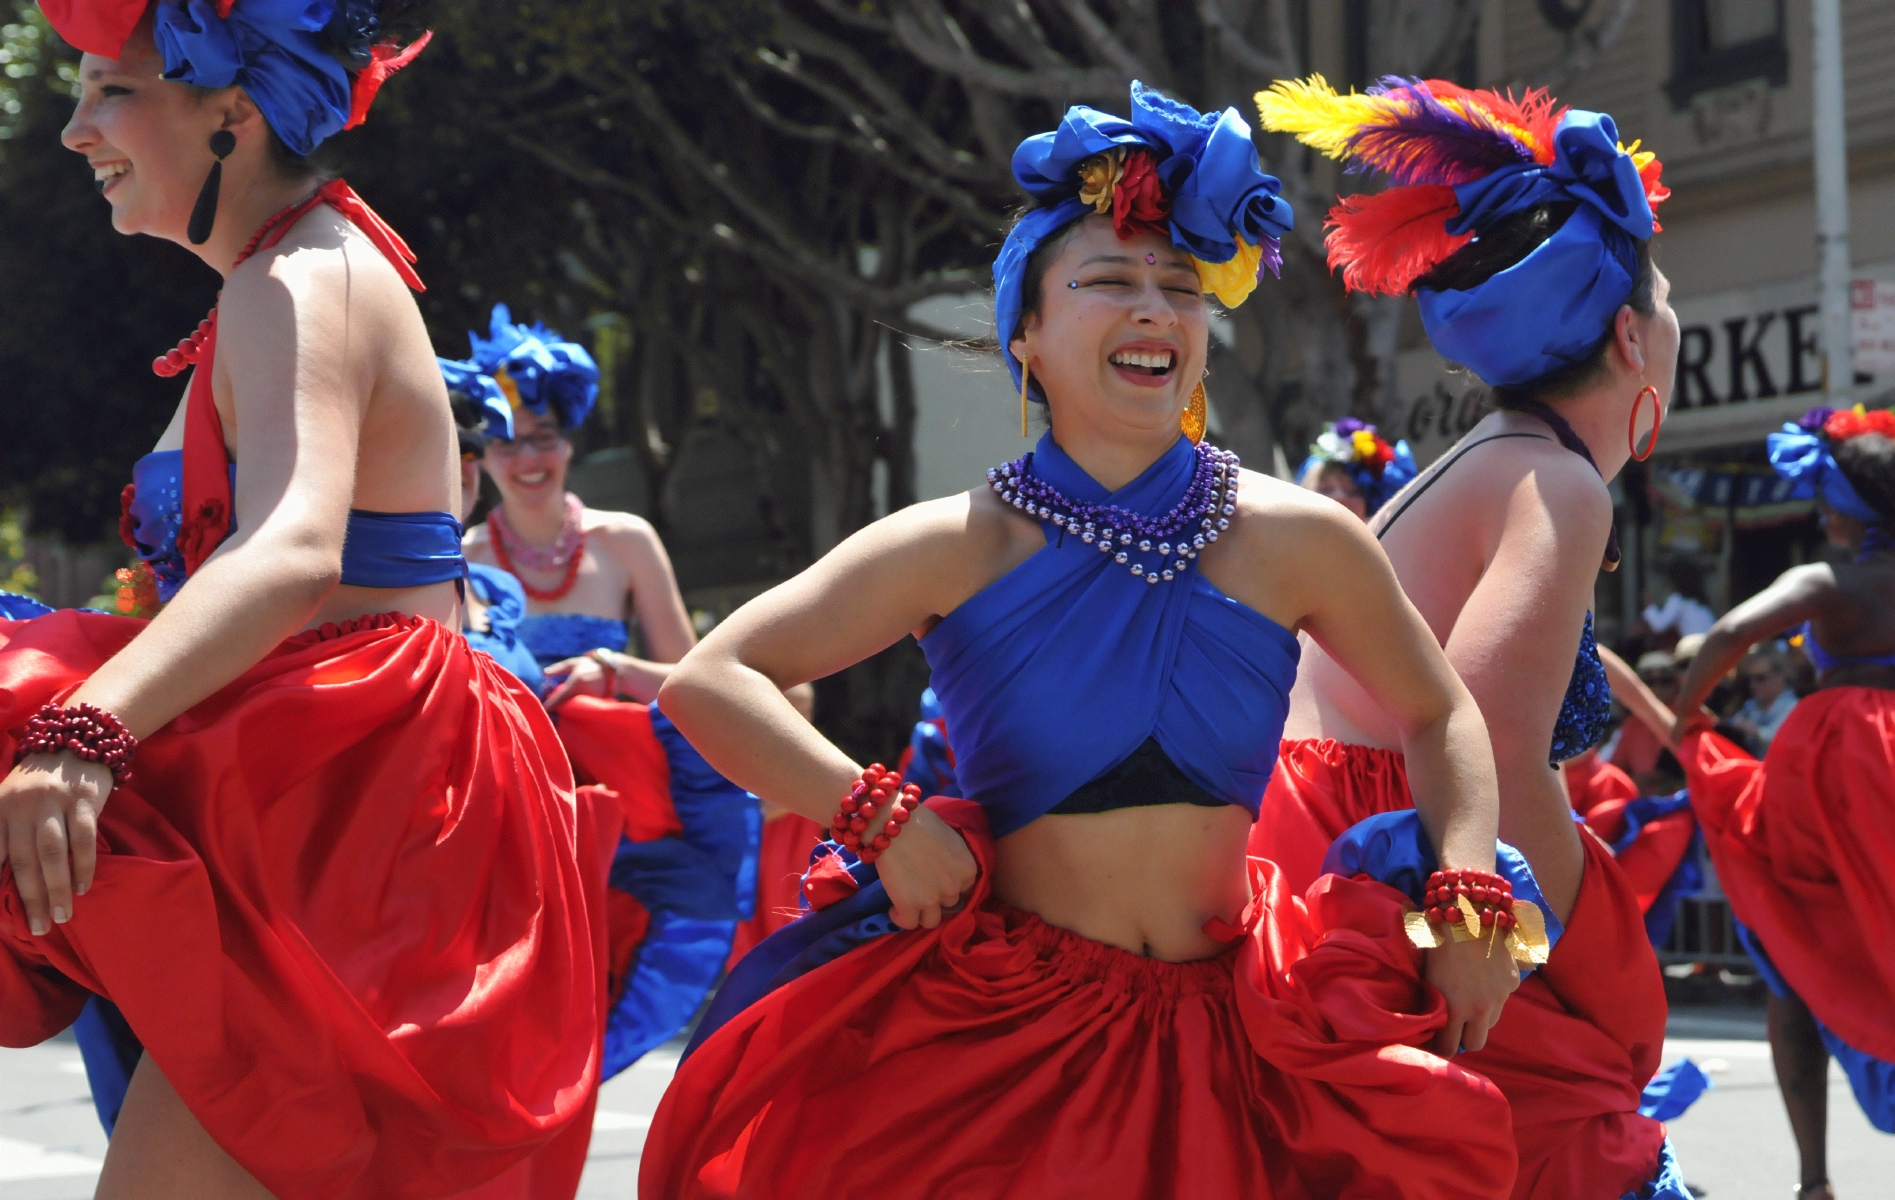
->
xmin=0 ymin=4 xmax=597 ymax=1196
xmin=640 ymin=85 xmax=1540 ymax=1200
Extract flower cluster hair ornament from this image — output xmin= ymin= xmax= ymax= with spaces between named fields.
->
xmin=450 ymin=304 xmax=600 ymax=434
xmin=1769 ymin=404 xmax=1895 ymax=527
xmin=1256 ymin=75 xmax=1669 ymax=388
xmin=42 ymin=1 xmax=429 ymax=157
xmin=1298 ymin=418 xmax=1418 ymax=515
xmin=996 ymin=81 xmax=1296 ymax=406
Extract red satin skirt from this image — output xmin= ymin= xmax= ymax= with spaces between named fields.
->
xmin=727 ymin=808 xmax=825 ymax=968
xmin=1254 ymin=739 xmax=1670 ymax=1200
xmin=0 ymin=611 xmax=601 ymax=1199
xmin=642 ymin=798 xmax=1515 ymax=1200
xmin=1564 ymin=751 xmax=1697 ymax=916
xmin=1683 ymin=689 xmax=1895 ymax=1063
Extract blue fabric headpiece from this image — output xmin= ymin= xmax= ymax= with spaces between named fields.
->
xmin=1296 ymin=445 xmax=1418 ymax=516
xmin=153 ymin=0 xmax=367 ymax=157
xmin=1768 ymin=423 xmax=1881 ymax=526
xmin=1417 ymin=110 xmax=1655 ymax=387
xmin=437 ymin=358 xmax=515 ymax=443
xmin=994 ymin=82 xmax=1295 ymax=398
xmin=465 ymin=304 xmax=600 ymax=434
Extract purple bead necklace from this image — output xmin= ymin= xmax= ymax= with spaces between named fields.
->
xmin=986 ymin=442 xmax=1241 ymax=585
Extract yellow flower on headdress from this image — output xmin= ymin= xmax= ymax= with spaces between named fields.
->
xmin=1077 ymin=147 xmax=1128 ymax=214
xmin=493 ymin=365 xmax=523 ymax=412
xmin=1193 ymin=237 xmax=1265 ymax=308
xmin=1351 ymin=429 xmax=1380 ymax=460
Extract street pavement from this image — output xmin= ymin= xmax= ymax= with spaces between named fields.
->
xmin=1 ymin=1007 xmax=1884 ymax=1197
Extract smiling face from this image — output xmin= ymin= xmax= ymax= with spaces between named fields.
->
xmin=482 ymin=408 xmax=573 ymax=508
xmin=60 ymin=29 xmax=229 ymax=242
xmin=1010 ymin=216 xmax=1208 ymax=441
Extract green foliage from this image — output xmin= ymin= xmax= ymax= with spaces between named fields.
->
xmin=0 ymin=507 xmax=38 ymax=595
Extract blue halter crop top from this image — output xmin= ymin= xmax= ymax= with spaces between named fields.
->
xmin=517 ymin=613 xmax=630 ymax=668
xmin=1374 ymin=432 xmax=1611 ymax=766
xmin=124 ymin=450 xmax=465 ymax=603
xmin=919 ymin=434 xmax=1299 ymax=838
xmin=1799 ymin=621 xmax=1895 ymax=674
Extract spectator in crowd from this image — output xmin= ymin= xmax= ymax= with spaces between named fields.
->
xmin=1728 ymin=647 xmax=1799 ymax=751
xmin=1605 ymin=650 xmax=1685 ymax=793
xmin=1640 ymin=559 xmax=1716 ymax=650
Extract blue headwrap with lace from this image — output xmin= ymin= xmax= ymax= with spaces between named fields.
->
xmin=1768 ymin=409 xmax=1883 ymax=526
xmin=994 ymin=82 xmax=1295 ymax=399
xmin=1417 ymin=111 xmax=1656 ymax=387
xmin=462 ymin=304 xmax=600 ymax=434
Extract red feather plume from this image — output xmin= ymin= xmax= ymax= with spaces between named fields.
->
xmin=1344 ymin=79 xmax=1539 ymax=188
xmin=1422 ymin=81 xmax=1566 ymax=163
xmin=1324 ymin=185 xmax=1472 ymax=296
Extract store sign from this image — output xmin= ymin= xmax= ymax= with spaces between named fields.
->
xmin=1388 ymin=267 xmax=1894 ymax=465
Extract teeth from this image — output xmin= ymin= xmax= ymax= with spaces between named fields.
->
xmin=93 ymin=162 xmax=129 ymax=182
xmin=517 ymin=472 xmax=550 ymax=484
xmin=1111 ymin=350 xmax=1174 ymax=370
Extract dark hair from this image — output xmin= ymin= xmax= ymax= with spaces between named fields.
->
xmin=1412 ymin=202 xmax=1657 ymax=407
xmin=1833 ymin=432 xmax=1895 ymax=524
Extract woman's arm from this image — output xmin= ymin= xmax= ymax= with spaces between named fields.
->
xmin=1598 ymin=644 xmax=1679 ymax=750
xmin=0 ymin=240 xmax=377 ymax=935
xmin=659 ymin=493 xmax=1012 ymax=929
xmin=542 ymin=649 xmax=670 ymax=707
xmin=599 ymin=513 xmax=697 ymax=664
xmin=1275 ymin=499 xmax=1520 ymax=1055
xmin=1671 ymin=564 xmax=1831 ymax=735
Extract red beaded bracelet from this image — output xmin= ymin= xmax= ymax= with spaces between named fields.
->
xmin=15 ymin=702 xmax=137 ymax=787
xmin=1422 ymin=867 xmax=1516 ymax=932
xmin=830 ymin=763 xmax=922 ymax=864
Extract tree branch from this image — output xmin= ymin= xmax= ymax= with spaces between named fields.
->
xmin=890 ymin=0 xmax=1129 ymax=99
xmin=1196 ymin=0 xmax=1295 ymax=81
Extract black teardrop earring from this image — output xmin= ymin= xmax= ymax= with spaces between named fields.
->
xmin=188 ymin=130 xmax=237 ymax=246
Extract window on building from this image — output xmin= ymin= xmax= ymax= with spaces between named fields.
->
xmin=1666 ymin=0 xmax=1789 ymax=109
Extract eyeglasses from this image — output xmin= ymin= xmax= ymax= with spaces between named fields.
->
xmin=489 ymin=431 xmax=566 ymax=457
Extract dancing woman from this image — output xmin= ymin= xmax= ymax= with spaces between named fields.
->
xmin=1297 ymin=417 xmax=1418 ymax=519
xmin=441 ymin=351 xmax=760 ymax=1079
xmin=1672 ymin=406 xmax=1895 ymax=1198
xmin=641 ymin=84 xmax=1539 ymax=1200
xmin=0 ymin=4 xmax=598 ymax=1196
xmin=1255 ymin=78 xmax=1686 ymax=1198
xmin=453 ymin=305 xmax=696 ymax=705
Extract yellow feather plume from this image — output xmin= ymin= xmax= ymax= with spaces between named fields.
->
xmin=1254 ymin=74 xmax=1384 ymax=158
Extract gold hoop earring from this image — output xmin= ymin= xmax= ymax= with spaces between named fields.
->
xmin=1181 ymin=381 xmax=1207 ymax=444
xmin=1020 ymin=359 xmax=1031 ymax=438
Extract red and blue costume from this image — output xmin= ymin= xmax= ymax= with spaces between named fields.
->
xmin=642 ymin=433 xmax=1549 ymax=1200
xmin=0 ymin=187 xmax=602 ymax=1196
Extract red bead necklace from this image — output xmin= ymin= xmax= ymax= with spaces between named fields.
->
xmin=487 ymin=504 xmax=587 ymax=602
xmin=152 ymin=191 xmax=323 ymax=378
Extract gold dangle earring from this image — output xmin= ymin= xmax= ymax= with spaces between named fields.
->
xmin=1020 ymin=359 xmax=1031 ymax=438
xmin=1181 ymin=381 xmax=1208 ymax=444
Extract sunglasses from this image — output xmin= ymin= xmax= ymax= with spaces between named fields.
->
xmin=488 ymin=431 xmax=566 ymax=456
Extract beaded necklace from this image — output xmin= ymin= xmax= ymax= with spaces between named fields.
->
xmin=987 ymin=441 xmax=1240 ymax=584
xmin=152 ymin=190 xmax=324 ymax=378
xmin=488 ymin=495 xmax=587 ymax=601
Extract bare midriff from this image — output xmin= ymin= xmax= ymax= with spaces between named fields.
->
xmin=993 ymin=802 xmax=1253 ymax=962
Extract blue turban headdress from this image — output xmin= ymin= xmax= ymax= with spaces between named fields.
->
xmin=1296 ymin=418 xmax=1418 ymax=516
xmin=1258 ymin=76 xmax=1668 ymax=387
xmin=43 ymin=1 xmax=427 ymax=158
xmin=462 ymin=305 xmax=601 ymax=435
xmin=436 ymin=358 xmax=514 ymax=444
xmin=994 ymin=82 xmax=1295 ymax=399
xmin=1769 ymin=407 xmax=1886 ymax=526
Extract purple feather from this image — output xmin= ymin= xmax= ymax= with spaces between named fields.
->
xmin=1344 ymin=77 xmax=1537 ymax=188
xmin=1259 ymin=235 xmax=1283 ymax=279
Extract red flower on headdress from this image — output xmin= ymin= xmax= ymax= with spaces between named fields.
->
xmin=1113 ymin=150 xmax=1171 ymax=240
xmin=1825 ymin=407 xmax=1895 ymax=442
